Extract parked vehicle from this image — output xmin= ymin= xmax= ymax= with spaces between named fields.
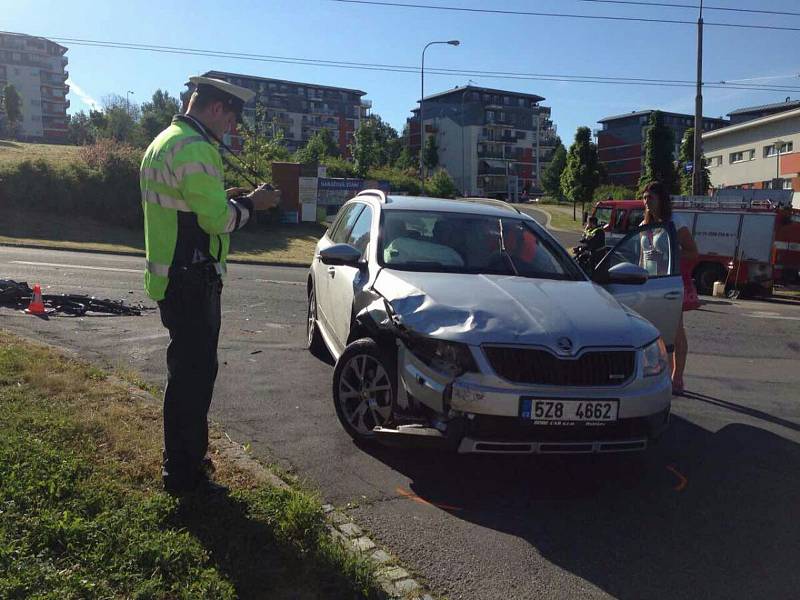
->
xmin=307 ymin=191 xmax=683 ymax=454
xmin=588 ymin=195 xmax=800 ymax=295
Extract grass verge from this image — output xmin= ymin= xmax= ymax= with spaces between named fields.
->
xmin=522 ymin=204 xmax=585 ymax=233
xmin=0 ymin=208 xmax=322 ymax=266
xmin=0 ymin=140 xmax=82 ymax=168
xmin=0 ymin=331 xmax=382 ymax=599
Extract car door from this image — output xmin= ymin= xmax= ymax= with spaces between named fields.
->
xmin=595 ymin=222 xmax=683 ymax=350
xmin=314 ymin=203 xmax=363 ymax=337
xmin=328 ymin=204 xmax=374 ymax=350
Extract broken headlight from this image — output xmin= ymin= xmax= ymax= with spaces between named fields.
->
xmin=641 ymin=338 xmax=668 ymax=378
xmin=407 ymin=337 xmax=478 ymax=377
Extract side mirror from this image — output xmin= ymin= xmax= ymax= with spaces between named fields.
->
xmin=320 ymin=243 xmax=363 ymax=267
xmin=602 ymin=262 xmax=649 ymax=285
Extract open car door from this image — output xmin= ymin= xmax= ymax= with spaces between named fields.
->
xmin=593 ymin=223 xmax=683 ymax=351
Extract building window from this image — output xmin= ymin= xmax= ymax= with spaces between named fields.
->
xmin=730 ymin=151 xmax=744 ymax=163
xmin=764 ymin=141 xmax=794 ymax=157
xmin=784 ymin=179 xmax=793 ymax=190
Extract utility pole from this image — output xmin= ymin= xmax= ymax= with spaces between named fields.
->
xmin=691 ymin=1 xmax=704 ymax=195
xmin=535 ymin=106 xmax=541 ymax=194
xmin=420 ymin=40 xmax=460 ymax=187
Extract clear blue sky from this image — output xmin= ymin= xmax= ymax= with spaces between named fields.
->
xmin=6 ymin=0 xmax=800 ymax=141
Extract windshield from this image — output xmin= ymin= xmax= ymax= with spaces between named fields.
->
xmin=378 ymin=210 xmax=583 ymax=280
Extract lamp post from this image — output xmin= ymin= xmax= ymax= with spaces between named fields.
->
xmin=126 ymin=90 xmax=134 ymax=115
xmin=774 ymin=139 xmax=784 ymax=188
xmin=420 ymin=40 xmax=460 ymax=187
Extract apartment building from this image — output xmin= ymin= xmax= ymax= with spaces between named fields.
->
xmin=197 ymin=70 xmax=370 ymax=156
xmin=406 ymin=85 xmax=559 ymax=200
xmin=597 ymin=110 xmax=728 ymax=188
xmin=727 ymin=98 xmax=800 ymax=125
xmin=0 ymin=32 xmax=69 ymax=141
xmin=702 ymin=106 xmax=800 ymax=208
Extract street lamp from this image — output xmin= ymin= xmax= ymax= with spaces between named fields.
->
xmin=126 ymin=90 xmax=134 ymax=115
xmin=774 ymin=139 xmax=784 ymax=189
xmin=420 ymin=40 xmax=460 ymax=186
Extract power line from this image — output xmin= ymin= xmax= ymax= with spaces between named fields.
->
xmin=328 ymin=0 xmax=800 ymax=32
xmin=20 ymin=32 xmax=800 ymax=93
xmin=575 ymin=0 xmax=800 ymax=18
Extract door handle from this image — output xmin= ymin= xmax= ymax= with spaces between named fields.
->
xmin=327 ymin=266 xmax=336 ymax=278
xmin=663 ymin=291 xmax=682 ymax=300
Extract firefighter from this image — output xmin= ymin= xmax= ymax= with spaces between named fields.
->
xmin=140 ymin=76 xmax=280 ymax=494
xmin=581 ymin=216 xmax=606 ymax=253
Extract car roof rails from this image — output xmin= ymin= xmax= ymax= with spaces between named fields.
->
xmin=355 ymin=189 xmax=387 ymax=203
xmin=460 ymin=197 xmax=522 ymax=214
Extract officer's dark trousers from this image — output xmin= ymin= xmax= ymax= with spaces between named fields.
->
xmin=157 ymin=265 xmax=222 ymax=488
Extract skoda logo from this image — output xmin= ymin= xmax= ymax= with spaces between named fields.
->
xmin=557 ymin=337 xmax=574 ymax=354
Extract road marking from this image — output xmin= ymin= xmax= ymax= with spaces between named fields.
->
xmin=253 ymin=279 xmax=305 ymax=286
xmin=742 ymin=312 xmax=800 ymax=321
xmin=9 ymin=260 xmax=141 ymax=274
xmin=666 ymin=464 xmax=688 ymax=492
xmin=396 ymin=486 xmax=462 ymax=511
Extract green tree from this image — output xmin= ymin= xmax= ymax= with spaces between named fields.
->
xmin=677 ymin=127 xmax=710 ymax=195
xmin=560 ymin=126 xmax=601 ymax=219
xmin=139 ymin=89 xmax=181 ymax=142
xmin=638 ymin=111 xmax=678 ymax=194
xmin=67 ymin=111 xmax=97 ymax=145
xmin=96 ymin=95 xmax=141 ymax=145
xmin=394 ymin=146 xmax=416 ymax=171
xmin=541 ymin=142 xmax=566 ymax=200
xmin=422 ymin=135 xmax=439 ymax=173
xmin=228 ymin=120 xmax=291 ymax=188
xmin=350 ymin=114 xmax=400 ymax=176
xmin=2 ymin=84 xmax=23 ymax=138
xmin=294 ymin=127 xmax=340 ymax=164
xmin=425 ymin=168 xmax=457 ymax=198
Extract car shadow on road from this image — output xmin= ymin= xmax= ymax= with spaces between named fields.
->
xmin=364 ymin=416 xmax=800 ymax=599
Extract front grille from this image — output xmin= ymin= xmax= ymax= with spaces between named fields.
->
xmin=483 ymin=346 xmax=635 ymax=386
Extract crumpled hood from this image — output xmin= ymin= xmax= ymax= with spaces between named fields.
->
xmin=373 ymin=269 xmax=657 ymax=349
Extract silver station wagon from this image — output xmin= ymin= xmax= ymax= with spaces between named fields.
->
xmin=306 ymin=191 xmax=682 ymax=454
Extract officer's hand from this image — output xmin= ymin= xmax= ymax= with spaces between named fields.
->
xmin=226 ymin=186 xmax=250 ymax=199
xmin=248 ymin=184 xmax=281 ymax=211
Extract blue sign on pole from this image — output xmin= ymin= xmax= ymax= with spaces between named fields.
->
xmin=684 ymin=161 xmax=694 ymax=173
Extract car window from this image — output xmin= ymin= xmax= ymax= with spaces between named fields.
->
xmin=602 ymin=224 xmax=675 ymax=278
xmin=379 ymin=210 xmax=583 ymax=280
xmin=345 ymin=205 xmax=372 ymax=257
xmin=594 ymin=207 xmax=612 ymax=226
xmin=330 ymin=203 xmax=365 ymax=244
xmin=627 ymin=208 xmax=644 ymax=230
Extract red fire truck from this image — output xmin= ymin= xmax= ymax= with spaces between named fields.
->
xmin=589 ymin=195 xmax=800 ymax=295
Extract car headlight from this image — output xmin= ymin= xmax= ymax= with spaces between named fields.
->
xmin=407 ymin=337 xmax=478 ymax=377
xmin=641 ymin=338 xmax=668 ymax=378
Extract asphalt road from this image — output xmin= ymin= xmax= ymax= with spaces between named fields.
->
xmin=1 ymin=233 xmax=799 ymax=599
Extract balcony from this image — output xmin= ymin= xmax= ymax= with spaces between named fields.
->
xmin=361 ymin=99 xmax=372 ymax=109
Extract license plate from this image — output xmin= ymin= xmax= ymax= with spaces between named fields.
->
xmin=521 ymin=398 xmax=619 ymax=422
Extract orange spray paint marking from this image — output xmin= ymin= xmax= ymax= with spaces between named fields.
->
xmin=666 ymin=464 xmax=688 ymax=492
xmin=396 ymin=487 xmax=463 ymax=511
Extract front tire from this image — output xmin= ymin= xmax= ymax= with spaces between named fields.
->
xmin=332 ymin=338 xmax=397 ymax=442
xmin=694 ymin=263 xmax=726 ymax=296
xmin=306 ymin=284 xmax=327 ymax=358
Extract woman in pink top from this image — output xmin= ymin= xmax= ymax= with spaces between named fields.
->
xmin=641 ymin=181 xmax=699 ymax=395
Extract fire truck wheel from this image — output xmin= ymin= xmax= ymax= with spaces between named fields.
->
xmin=694 ymin=263 xmax=726 ymax=296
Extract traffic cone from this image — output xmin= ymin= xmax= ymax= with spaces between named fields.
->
xmin=25 ymin=283 xmax=47 ymax=315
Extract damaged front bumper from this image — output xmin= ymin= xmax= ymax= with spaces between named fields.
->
xmin=384 ymin=340 xmax=672 ymax=455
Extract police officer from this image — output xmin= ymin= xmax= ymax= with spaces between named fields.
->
xmin=140 ymin=76 xmax=280 ymax=494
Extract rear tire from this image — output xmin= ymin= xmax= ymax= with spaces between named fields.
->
xmin=332 ymin=338 xmax=397 ymax=442
xmin=693 ymin=263 xmax=726 ymax=296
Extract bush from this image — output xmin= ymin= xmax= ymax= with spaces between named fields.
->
xmin=321 ymin=156 xmax=358 ymax=179
xmin=366 ymin=165 xmax=420 ymax=196
xmin=424 ymin=168 xmax=458 ymax=199
xmin=593 ymin=184 xmax=635 ymax=202
xmin=1 ymin=140 xmax=143 ymax=228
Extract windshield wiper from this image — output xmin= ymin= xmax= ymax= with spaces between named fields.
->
xmin=498 ymin=218 xmax=519 ymax=276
